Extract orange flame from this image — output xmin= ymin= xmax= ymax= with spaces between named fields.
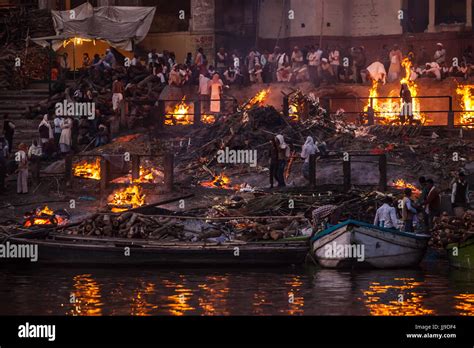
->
xmin=201 ymin=174 xmax=235 ymax=189
xmin=165 ymin=97 xmax=193 ymax=125
xmin=456 ymin=85 xmax=474 ymax=128
xmin=392 ymin=179 xmax=421 ymax=196
xmin=201 ymin=114 xmax=216 ymax=124
xmin=23 ymin=205 xmax=66 ymax=227
xmin=73 ymin=158 xmax=101 ymax=180
xmin=244 ymin=89 xmax=270 ymax=110
xmin=108 ymin=185 xmax=146 ymax=213
xmin=288 ymin=103 xmax=299 ymax=122
xmin=365 ymin=58 xmax=424 ymax=125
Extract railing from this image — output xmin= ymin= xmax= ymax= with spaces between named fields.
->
xmin=285 ymin=94 xmax=474 ymax=128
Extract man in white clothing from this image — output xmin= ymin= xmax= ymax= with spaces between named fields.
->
xmin=374 ymin=197 xmax=400 ymax=229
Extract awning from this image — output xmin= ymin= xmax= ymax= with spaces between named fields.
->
xmin=30 ymin=2 xmax=156 ymax=51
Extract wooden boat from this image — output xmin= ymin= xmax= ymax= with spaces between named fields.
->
xmin=3 ymin=232 xmax=309 ymax=266
xmin=310 ymin=219 xmax=430 ymax=269
xmin=446 ymin=238 xmax=474 ymax=270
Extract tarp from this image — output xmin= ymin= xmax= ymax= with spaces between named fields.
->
xmin=32 ymin=2 xmax=156 ymax=51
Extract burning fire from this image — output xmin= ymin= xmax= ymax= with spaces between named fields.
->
xmin=201 ymin=114 xmax=216 ymax=124
xmin=365 ymin=58 xmax=424 ymax=125
xmin=392 ymin=179 xmax=421 ymax=196
xmin=73 ymin=158 xmax=101 ymax=180
xmin=165 ymin=97 xmax=193 ymax=125
xmin=288 ymin=103 xmax=299 ymax=122
xmin=201 ymin=174 xmax=235 ymax=189
xmin=108 ymin=185 xmax=146 ymax=213
xmin=24 ymin=206 xmax=67 ymax=227
xmin=456 ymin=85 xmax=474 ymax=127
xmin=244 ymin=89 xmax=270 ymax=110
xmin=111 ymin=165 xmax=163 ymax=184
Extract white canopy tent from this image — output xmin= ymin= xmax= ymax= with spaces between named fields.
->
xmin=31 ymin=2 xmax=156 ymax=51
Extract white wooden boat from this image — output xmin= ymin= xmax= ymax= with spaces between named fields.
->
xmin=311 ymin=220 xmax=430 ymax=269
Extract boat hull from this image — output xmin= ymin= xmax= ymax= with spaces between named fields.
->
xmin=3 ymin=234 xmax=309 ymax=266
xmin=311 ymin=220 xmax=429 ymax=269
xmin=447 ymin=238 xmax=474 ymax=270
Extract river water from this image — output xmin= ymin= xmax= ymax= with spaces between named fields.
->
xmin=1 ymin=259 xmax=473 ymax=316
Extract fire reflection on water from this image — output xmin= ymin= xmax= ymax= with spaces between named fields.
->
xmin=285 ymin=276 xmax=304 ymax=315
xmin=163 ymin=278 xmax=195 ymax=316
xmin=454 ymin=293 xmax=474 ymax=316
xmin=130 ymin=282 xmax=158 ymax=316
xmin=361 ymin=278 xmax=434 ymax=316
xmin=197 ymin=276 xmax=230 ymax=315
xmin=67 ymin=274 xmax=103 ymax=316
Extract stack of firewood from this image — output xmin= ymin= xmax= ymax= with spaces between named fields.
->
xmin=60 ymin=212 xmax=187 ymax=241
xmin=429 ymin=211 xmax=474 ymax=248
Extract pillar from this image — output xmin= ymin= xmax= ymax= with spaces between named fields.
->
xmin=427 ymin=0 xmax=436 ymax=33
xmin=467 ymin=0 xmax=472 ymax=29
xmin=190 ymin=0 xmax=215 ymax=65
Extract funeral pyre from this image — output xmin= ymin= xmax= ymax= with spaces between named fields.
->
xmin=73 ymin=158 xmax=101 ymax=180
xmin=429 ymin=211 xmax=474 ymax=249
xmin=107 ymin=185 xmax=146 ymax=213
xmin=365 ymin=58 xmax=425 ymax=125
xmin=23 ymin=206 xmax=69 ymax=227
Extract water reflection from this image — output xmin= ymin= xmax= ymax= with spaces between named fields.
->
xmin=454 ymin=293 xmax=474 ymax=316
xmin=130 ymin=281 xmax=158 ymax=316
xmin=361 ymin=277 xmax=434 ymax=316
xmin=197 ymin=275 xmax=230 ymax=315
xmin=163 ymin=276 xmax=195 ymax=316
xmin=285 ymin=276 xmax=304 ymax=315
xmin=2 ymin=264 xmax=474 ymax=316
xmin=67 ymin=274 xmax=103 ymax=316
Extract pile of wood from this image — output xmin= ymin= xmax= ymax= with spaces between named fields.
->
xmin=429 ymin=211 xmax=474 ymax=248
xmin=60 ymin=212 xmax=187 ymax=241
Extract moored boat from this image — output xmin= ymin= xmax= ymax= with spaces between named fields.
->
xmin=446 ymin=238 xmax=474 ymax=270
xmin=3 ymin=232 xmax=309 ymax=266
xmin=310 ymin=219 xmax=430 ymax=269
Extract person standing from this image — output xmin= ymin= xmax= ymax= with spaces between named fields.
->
xmin=401 ymin=188 xmax=417 ymax=232
xmin=399 ymin=83 xmax=413 ymax=124
xmin=329 ymin=46 xmax=341 ymax=81
xmin=388 ymin=44 xmax=403 ymax=82
xmin=374 ymin=197 xmax=400 ymax=229
xmin=275 ymin=134 xmax=290 ymax=187
xmin=59 ymin=117 xmax=73 ymax=155
xmin=209 ymin=73 xmax=224 ymax=114
xmin=3 ymin=114 xmax=15 ymax=154
xmin=28 ymin=139 xmax=42 ymax=185
xmin=300 ymin=136 xmax=317 ymax=181
xmin=38 ymin=114 xmax=53 ymax=148
xmin=53 ymin=114 xmax=63 ymax=148
xmin=198 ymin=73 xmax=211 ymax=112
xmin=16 ymin=143 xmax=28 ymax=194
xmin=424 ymin=178 xmax=441 ymax=231
xmin=112 ymin=77 xmax=124 ymax=125
xmin=269 ymin=138 xmax=279 ymax=188
xmin=451 ymin=171 xmax=470 ymax=217
xmin=291 ymin=46 xmax=304 ymax=70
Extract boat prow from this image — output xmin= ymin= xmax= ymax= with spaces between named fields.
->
xmin=310 ymin=220 xmax=430 ymax=269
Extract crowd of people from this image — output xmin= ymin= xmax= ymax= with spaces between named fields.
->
xmin=372 ymin=172 xmax=470 ymax=234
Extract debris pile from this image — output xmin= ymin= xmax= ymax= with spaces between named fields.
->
xmin=430 ymin=211 xmax=474 ymax=249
